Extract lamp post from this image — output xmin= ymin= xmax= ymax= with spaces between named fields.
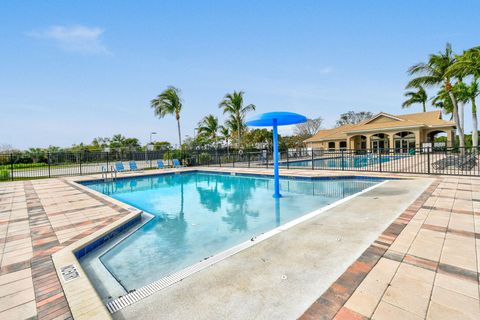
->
xmin=146 ymin=132 xmax=157 ymax=168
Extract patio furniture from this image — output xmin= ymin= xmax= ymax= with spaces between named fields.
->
xmin=458 ymin=154 xmax=477 ymax=170
xmin=157 ymin=160 xmax=165 ymax=169
xmin=114 ymin=162 xmax=125 ymax=172
xmin=432 ymin=156 xmax=457 ymax=170
xmin=172 ymin=159 xmax=183 ymax=168
xmin=129 ymin=161 xmax=138 ymax=171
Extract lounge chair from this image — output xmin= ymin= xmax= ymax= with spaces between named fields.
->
xmin=432 ymin=156 xmax=457 ymax=170
xmin=458 ymin=154 xmax=477 ymax=170
xmin=172 ymin=159 xmax=183 ymax=168
xmin=129 ymin=161 xmax=139 ymax=171
xmin=157 ymin=160 xmax=165 ymax=169
xmin=114 ymin=162 xmax=125 ymax=172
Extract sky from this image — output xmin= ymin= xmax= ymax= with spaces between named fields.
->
xmin=1 ymin=0 xmax=479 ymax=150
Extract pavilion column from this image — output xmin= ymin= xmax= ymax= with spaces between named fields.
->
xmin=366 ymin=135 xmax=371 ymax=151
xmin=415 ymin=130 xmax=422 ymax=148
xmin=389 ymin=133 xmax=395 ymax=151
xmin=447 ymin=130 xmax=455 ymax=147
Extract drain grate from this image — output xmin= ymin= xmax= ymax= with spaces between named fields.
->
xmin=60 ymin=264 xmax=80 ymax=282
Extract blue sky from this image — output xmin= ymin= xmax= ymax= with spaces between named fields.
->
xmin=1 ymin=1 xmax=479 ymax=149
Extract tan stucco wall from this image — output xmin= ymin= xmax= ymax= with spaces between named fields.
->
xmin=307 ymin=127 xmax=455 ymax=150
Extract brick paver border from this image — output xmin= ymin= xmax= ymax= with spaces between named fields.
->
xmin=299 ymin=180 xmax=441 ymax=320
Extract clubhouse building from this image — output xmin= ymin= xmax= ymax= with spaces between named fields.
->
xmin=304 ymin=111 xmax=456 ymax=152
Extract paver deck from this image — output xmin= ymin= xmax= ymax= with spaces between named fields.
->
xmin=0 ymin=168 xmax=479 ymax=319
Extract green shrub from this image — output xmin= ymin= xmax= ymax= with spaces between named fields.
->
xmin=0 ymin=169 xmax=9 ymax=181
xmin=0 ymin=163 xmax=48 ymax=170
xmin=199 ymin=152 xmax=211 ymax=164
xmin=163 ymin=150 xmax=183 ymax=160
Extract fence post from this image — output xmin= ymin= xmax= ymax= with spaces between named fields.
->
xmin=248 ymin=152 xmax=251 ymax=168
xmin=286 ymin=149 xmax=289 ymax=169
xmin=48 ymin=152 xmax=51 ymax=178
xmin=379 ymin=151 xmax=382 ymax=172
xmin=219 ymin=154 xmax=221 ymax=167
xmin=427 ymin=147 xmax=431 ymax=174
xmin=311 ymin=149 xmax=314 ymax=170
xmin=233 ymin=152 xmax=235 ymax=168
xmin=10 ymin=153 xmax=14 ymax=181
xmin=106 ymin=152 xmax=109 ymax=172
xmin=266 ymin=150 xmax=269 ymax=169
xmin=79 ymin=152 xmax=83 ymax=175
xmin=341 ymin=149 xmax=345 ymax=171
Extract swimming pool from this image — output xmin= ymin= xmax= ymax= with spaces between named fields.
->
xmin=283 ymin=154 xmax=406 ymax=168
xmin=81 ymin=171 xmax=382 ymax=292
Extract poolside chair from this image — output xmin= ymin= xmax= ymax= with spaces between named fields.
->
xmin=114 ymin=162 xmax=125 ymax=172
xmin=172 ymin=159 xmax=184 ymax=168
xmin=156 ymin=160 xmax=165 ymax=169
xmin=458 ymin=154 xmax=477 ymax=170
xmin=129 ymin=161 xmax=139 ymax=171
xmin=432 ymin=156 xmax=456 ymax=170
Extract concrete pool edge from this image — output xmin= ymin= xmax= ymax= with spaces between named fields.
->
xmin=51 ymin=178 xmax=153 ymax=320
xmin=115 ymin=176 xmax=434 ymax=319
xmin=299 ymin=178 xmax=441 ymax=319
xmin=96 ymin=179 xmax=388 ymax=313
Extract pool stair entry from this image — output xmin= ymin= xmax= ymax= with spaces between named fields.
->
xmin=101 ymin=166 xmax=117 ymax=182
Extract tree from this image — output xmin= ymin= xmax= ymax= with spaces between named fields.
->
xmin=407 ymin=43 xmax=464 ymax=148
xmin=151 ymin=86 xmax=183 ymax=147
xmin=335 ymin=111 xmax=373 ymax=127
xmin=109 ymin=134 xmax=126 ymax=150
xmin=91 ymin=137 xmax=110 ymax=150
xmin=465 ymin=81 xmax=480 ymax=147
xmin=402 ymin=84 xmax=428 ymax=112
xmin=153 ymin=141 xmax=171 ymax=150
xmin=244 ymin=129 xmax=272 ymax=149
xmin=219 ymin=126 xmax=231 ymax=155
xmin=448 ymin=47 xmax=480 ymax=148
xmin=219 ymin=91 xmax=256 ymax=149
xmin=197 ymin=114 xmax=219 ymax=146
xmin=124 ymin=138 xmax=141 ymax=151
xmin=293 ymin=117 xmax=323 ymax=139
xmin=432 ymin=88 xmax=453 ymax=119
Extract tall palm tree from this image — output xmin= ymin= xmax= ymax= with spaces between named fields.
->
xmin=219 ymin=91 xmax=256 ymax=149
xmin=408 ymin=43 xmax=465 ymax=148
xmin=402 ymin=84 xmax=428 ymax=112
xmin=197 ymin=114 xmax=219 ymax=145
xmin=432 ymin=87 xmax=453 ymax=116
xmin=150 ymin=86 xmax=183 ymax=147
xmin=448 ymin=47 xmax=480 ymax=148
xmin=466 ymin=81 xmax=480 ymax=148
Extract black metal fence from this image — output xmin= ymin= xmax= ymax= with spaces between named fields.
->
xmin=1 ymin=147 xmax=479 ymax=181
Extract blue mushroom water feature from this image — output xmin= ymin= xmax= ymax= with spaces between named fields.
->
xmin=246 ymin=112 xmax=307 ymax=198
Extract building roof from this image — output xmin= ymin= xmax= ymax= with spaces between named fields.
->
xmin=305 ymin=110 xmax=455 ymax=143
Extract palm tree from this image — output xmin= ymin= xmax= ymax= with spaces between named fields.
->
xmin=150 ymin=86 xmax=183 ymax=147
xmin=219 ymin=126 xmax=230 ymax=155
xmin=448 ymin=47 xmax=480 ymax=148
xmin=408 ymin=43 xmax=465 ymax=148
xmin=197 ymin=114 xmax=219 ymax=145
xmin=466 ymin=81 xmax=480 ymax=148
xmin=432 ymin=88 xmax=454 ymax=118
xmin=402 ymin=84 xmax=428 ymax=112
xmin=219 ymin=91 xmax=256 ymax=149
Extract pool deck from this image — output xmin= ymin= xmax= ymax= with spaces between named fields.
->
xmin=0 ymin=168 xmax=479 ymax=319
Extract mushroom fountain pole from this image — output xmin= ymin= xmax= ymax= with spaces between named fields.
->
xmin=246 ymin=111 xmax=307 ymax=198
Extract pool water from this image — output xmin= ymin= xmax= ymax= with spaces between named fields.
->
xmin=82 ymin=171 xmax=381 ymax=291
xmin=283 ymin=155 xmax=406 ymax=168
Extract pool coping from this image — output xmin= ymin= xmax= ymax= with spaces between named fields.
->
xmin=51 ymin=168 xmax=398 ymax=319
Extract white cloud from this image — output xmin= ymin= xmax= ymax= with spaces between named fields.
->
xmin=28 ymin=25 xmax=109 ymax=55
